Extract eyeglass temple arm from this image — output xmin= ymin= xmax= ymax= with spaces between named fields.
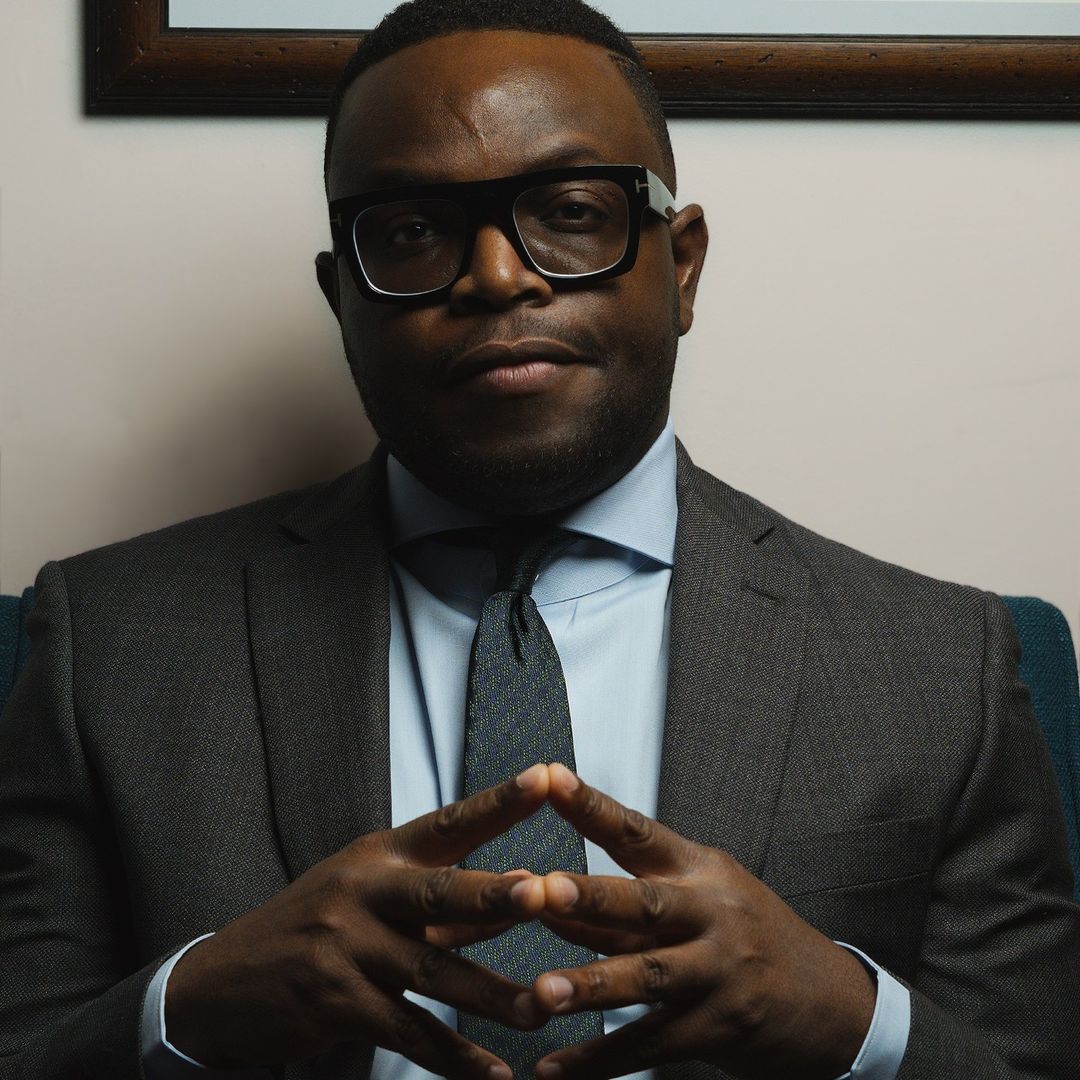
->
xmin=643 ymin=169 xmax=677 ymax=224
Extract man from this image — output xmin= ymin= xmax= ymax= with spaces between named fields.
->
xmin=0 ymin=1 xmax=1077 ymax=1078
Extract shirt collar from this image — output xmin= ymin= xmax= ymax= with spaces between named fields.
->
xmin=386 ymin=416 xmax=677 ymax=568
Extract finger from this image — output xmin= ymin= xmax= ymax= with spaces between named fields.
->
xmin=425 ymin=871 xmax=539 ymax=948
xmin=361 ymin=926 xmax=545 ymax=1031
xmin=368 ymin=865 xmax=545 ymax=925
xmin=532 ymin=945 xmax=704 ymax=1016
xmin=546 ymin=764 xmax=693 ymax=877
xmin=543 ymin=873 xmax=703 ymax=935
xmin=425 ymin=918 xmax=518 ymax=950
xmin=389 ymin=765 xmax=549 ymax=867
xmin=539 ymin=912 xmax=656 ymax=957
xmin=356 ymin=978 xmax=514 ymax=1080
xmin=536 ymin=1004 xmax=705 ymax=1080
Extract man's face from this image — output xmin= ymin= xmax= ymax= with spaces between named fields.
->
xmin=321 ymin=30 xmax=707 ymax=515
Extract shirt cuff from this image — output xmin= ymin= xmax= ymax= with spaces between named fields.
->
xmin=141 ymin=933 xmax=273 ymax=1079
xmin=832 ymin=942 xmax=911 ymax=1080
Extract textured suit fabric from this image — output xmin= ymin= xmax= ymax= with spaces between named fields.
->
xmin=0 ymin=444 xmax=1078 ymax=1080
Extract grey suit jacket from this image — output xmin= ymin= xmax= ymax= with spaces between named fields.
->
xmin=1 ymin=445 xmax=1077 ymax=1080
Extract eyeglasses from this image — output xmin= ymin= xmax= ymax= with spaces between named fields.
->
xmin=328 ymin=164 xmax=677 ymax=304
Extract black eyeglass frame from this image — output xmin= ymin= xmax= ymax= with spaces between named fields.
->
xmin=328 ymin=164 xmax=677 ymax=304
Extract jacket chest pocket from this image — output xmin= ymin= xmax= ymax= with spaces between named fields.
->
xmin=766 ymin=815 xmax=934 ymax=979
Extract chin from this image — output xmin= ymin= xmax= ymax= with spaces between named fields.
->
xmin=353 ymin=354 xmax=672 ymax=516
xmin=390 ymin=407 xmax=664 ymax=518
xmin=403 ymin=439 xmax=594 ymax=516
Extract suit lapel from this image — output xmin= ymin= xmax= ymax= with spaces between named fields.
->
xmin=248 ymin=453 xmax=393 ymax=881
xmin=657 ymin=446 xmax=810 ymax=880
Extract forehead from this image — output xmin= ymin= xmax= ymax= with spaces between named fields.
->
xmin=329 ymin=29 xmax=661 ymax=197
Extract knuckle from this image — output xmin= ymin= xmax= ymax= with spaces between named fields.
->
xmin=311 ymin=873 xmax=356 ymax=932
xmin=390 ymin=1008 xmax=427 ymax=1051
xmin=620 ymin=807 xmax=656 ymax=849
xmin=477 ymin=876 xmax=509 ymax=916
xmin=682 ymin=846 xmax=712 ymax=880
xmin=412 ymin=945 xmax=451 ymax=994
xmin=491 ymin=777 xmax=517 ymax=811
xmin=637 ymin=880 xmax=666 ymax=926
xmin=709 ymin=847 xmax=739 ymax=878
xmin=578 ymin=876 xmax=610 ymax=917
xmin=302 ymin=937 xmax=349 ymax=991
xmin=713 ymin=984 xmax=768 ymax=1035
xmin=430 ymin=800 xmax=466 ymax=840
xmin=579 ymin=785 xmax=606 ymax=823
xmin=584 ymin=965 xmax=610 ymax=1000
xmin=640 ymin=952 xmax=670 ymax=1002
xmin=735 ymin=989 xmax=770 ymax=1034
xmin=335 ymin=860 xmax=370 ymax=896
xmin=473 ymin=971 xmax=503 ymax=1017
xmin=345 ymin=832 xmax=374 ymax=859
xmin=415 ymin=866 xmax=455 ymax=916
xmin=375 ymin=826 xmax=411 ymax=864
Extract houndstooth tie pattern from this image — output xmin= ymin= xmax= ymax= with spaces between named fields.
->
xmin=458 ymin=527 xmax=605 ymax=1077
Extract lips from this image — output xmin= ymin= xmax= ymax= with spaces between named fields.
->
xmin=448 ymin=338 xmax=589 ymax=386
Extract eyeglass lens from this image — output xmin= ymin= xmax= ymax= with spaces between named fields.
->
xmin=352 ymin=179 xmax=631 ymax=296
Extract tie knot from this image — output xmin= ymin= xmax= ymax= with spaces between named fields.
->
xmin=493 ymin=526 xmax=573 ymax=595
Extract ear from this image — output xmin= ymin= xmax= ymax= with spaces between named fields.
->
xmin=315 ymin=251 xmax=342 ymax=321
xmin=668 ymin=204 xmax=708 ymax=336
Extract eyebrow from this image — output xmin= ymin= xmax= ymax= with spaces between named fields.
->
xmin=357 ymin=143 xmax=612 ymax=191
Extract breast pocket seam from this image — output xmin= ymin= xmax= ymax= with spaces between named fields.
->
xmin=768 ymin=815 xmax=935 ymax=898
xmin=781 ymin=868 xmax=930 ymax=903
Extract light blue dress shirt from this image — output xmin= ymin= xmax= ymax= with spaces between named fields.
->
xmin=143 ymin=419 xmax=909 ymax=1079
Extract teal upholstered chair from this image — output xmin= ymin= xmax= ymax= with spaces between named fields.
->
xmin=1002 ymin=597 xmax=1080 ymax=900
xmin=1 ymin=588 xmax=1078 ymax=897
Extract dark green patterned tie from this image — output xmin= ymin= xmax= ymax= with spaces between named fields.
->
xmin=458 ymin=527 xmax=605 ymax=1077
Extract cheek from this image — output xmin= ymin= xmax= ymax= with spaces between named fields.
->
xmin=338 ymin=288 xmax=373 ymax=359
xmin=635 ymin=228 xmax=676 ymax=292
xmin=610 ymin=235 xmax=678 ymax=341
xmin=340 ymin=295 xmax=427 ymax=380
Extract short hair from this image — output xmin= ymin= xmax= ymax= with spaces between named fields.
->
xmin=323 ymin=0 xmax=676 ymax=197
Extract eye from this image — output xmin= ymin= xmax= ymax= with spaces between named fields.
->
xmin=541 ymin=194 xmax=610 ymax=231
xmin=384 ymin=217 xmax=444 ymax=249
xmin=553 ymin=201 xmax=603 ymax=222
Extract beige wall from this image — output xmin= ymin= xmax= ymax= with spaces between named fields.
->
xmin=2 ymin=5 xmax=1078 ymax=649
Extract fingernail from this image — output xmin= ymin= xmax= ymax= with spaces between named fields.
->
xmin=546 ymin=874 xmax=579 ymax=909
xmin=550 ymin=763 xmax=580 ymax=791
xmin=542 ymin=975 xmax=574 ymax=1009
xmin=487 ymin=1065 xmax=512 ymax=1080
xmin=510 ymin=878 xmax=539 ymax=906
xmin=513 ymin=991 xmax=540 ymax=1026
xmin=536 ymin=1063 xmax=564 ymax=1080
xmin=516 ymin=764 xmax=545 ymax=791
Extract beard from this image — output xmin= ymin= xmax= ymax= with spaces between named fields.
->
xmin=343 ymin=302 xmax=680 ymax=517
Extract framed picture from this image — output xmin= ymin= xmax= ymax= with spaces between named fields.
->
xmin=86 ymin=0 xmax=1080 ymax=117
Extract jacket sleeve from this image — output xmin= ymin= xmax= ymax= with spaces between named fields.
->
xmin=898 ymin=592 xmax=1080 ymax=1079
xmin=0 ymin=561 xmax=165 ymax=1079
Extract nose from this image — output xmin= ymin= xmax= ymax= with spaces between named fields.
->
xmin=448 ymin=222 xmax=554 ymax=313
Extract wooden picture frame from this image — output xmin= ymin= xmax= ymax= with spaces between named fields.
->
xmin=85 ymin=0 xmax=1080 ymax=118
